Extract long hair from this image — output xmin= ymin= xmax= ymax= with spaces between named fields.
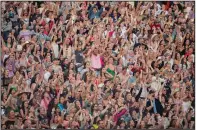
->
xmin=20 ymin=101 xmax=26 ymax=114
xmin=47 ymin=97 xmax=55 ymax=120
xmin=6 ymin=37 xmax=14 ymax=48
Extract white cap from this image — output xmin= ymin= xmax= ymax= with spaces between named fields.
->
xmin=157 ymin=56 xmax=162 ymax=60
xmin=98 ymin=83 xmax=104 ymax=88
xmin=16 ymin=45 xmax=22 ymax=51
xmin=152 ymin=76 xmax=157 ymax=81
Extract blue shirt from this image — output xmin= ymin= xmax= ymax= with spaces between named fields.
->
xmin=153 ymin=99 xmax=157 ymax=113
xmin=129 ymin=76 xmax=136 ymax=83
xmin=88 ymin=6 xmax=103 ymax=20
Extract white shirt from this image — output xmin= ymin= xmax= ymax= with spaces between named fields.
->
xmin=2 ymin=2 xmax=6 ymax=10
xmin=121 ymin=56 xmax=127 ymax=67
xmin=182 ymin=101 xmax=191 ymax=112
xmin=120 ymin=26 xmax=127 ymax=39
xmin=155 ymin=4 xmax=162 ymax=16
xmin=151 ymin=77 xmax=165 ymax=92
xmin=44 ymin=71 xmax=51 ymax=82
xmin=140 ymin=86 xmax=148 ymax=98
xmin=52 ymin=65 xmax=62 ymax=73
xmin=52 ymin=43 xmax=59 ymax=58
xmin=3 ymin=54 xmax=9 ymax=63
xmin=133 ymin=33 xmax=138 ymax=44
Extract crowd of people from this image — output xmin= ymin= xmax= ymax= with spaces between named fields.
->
xmin=1 ymin=1 xmax=195 ymax=129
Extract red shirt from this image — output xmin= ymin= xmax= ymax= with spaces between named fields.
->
xmin=82 ymin=2 xmax=87 ymax=10
xmin=109 ymin=31 xmax=114 ymax=37
xmin=49 ymin=20 xmax=54 ymax=30
xmin=165 ymin=2 xmax=170 ymax=10
xmin=90 ymin=36 xmax=94 ymax=42
xmin=113 ymin=108 xmax=127 ymax=124
xmin=184 ymin=51 xmax=192 ymax=58
xmin=43 ymin=30 xmax=49 ymax=35
xmin=131 ymin=67 xmax=145 ymax=73
xmin=150 ymin=23 xmax=161 ymax=30
xmin=41 ymin=20 xmax=46 ymax=27
xmin=41 ymin=20 xmax=54 ymax=31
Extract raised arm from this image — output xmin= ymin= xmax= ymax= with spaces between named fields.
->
xmin=74 ymin=35 xmax=78 ymax=50
xmin=172 ymin=44 xmax=176 ymax=61
xmin=28 ymin=2 xmax=32 ymax=17
xmin=81 ymin=37 xmax=86 ymax=50
xmin=2 ymin=94 xmax=12 ymax=106
xmin=98 ymin=6 xmax=103 ymax=16
xmin=136 ymin=106 xmax=143 ymax=128
xmin=88 ymin=3 xmax=94 ymax=16
xmin=100 ymin=104 xmax=110 ymax=115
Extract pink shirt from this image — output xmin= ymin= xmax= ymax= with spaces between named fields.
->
xmin=63 ymin=120 xmax=69 ymax=128
xmin=91 ymin=54 xmax=102 ymax=69
xmin=40 ymin=99 xmax=50 ymax=110
xmin=113 ymin=108 xmax=127 ymax=124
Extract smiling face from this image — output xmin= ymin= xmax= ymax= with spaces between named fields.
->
xmin=130 ymin=120 xmax=135 ymax=127
xmin=54 ymin=115 xmax=58 ymax=123
xmin=126 ymin=93 xmax=132 ymax=101
xmin=9 ymin=110 xmax=15 ymax=119
xmin=20 ymin=37 xmax=25 ymax=44
xmin=60 ymin=97 xmax=64 ymax=104
xmin=24 ymin=101 xmax=29 ymax=107
xmin=35 ymin=8 xmax=40 ymax=14
xmin=22 ymin=24 xmax=27 ymax=30
xmin=44 ymin=92 xmax=49 ymax=99
xmin=93 ymin=7 xmax=97 ymax=13
xmin=7 ymin=37 xmax=12 ymax=43
xmin=3 ymin=93 xmax=7 ymax=100
xmin=24 ymin=10 xmax=28 ymax=16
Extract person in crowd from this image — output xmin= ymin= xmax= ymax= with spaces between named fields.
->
xmin=1 ymin=1 xmax=195 ymax=129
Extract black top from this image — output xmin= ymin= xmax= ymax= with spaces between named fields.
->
xmin=75 ymin=50 xmax=84 ymax=64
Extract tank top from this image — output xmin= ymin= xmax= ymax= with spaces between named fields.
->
xmin=52 ymin=43 xmax=59 ymax=58
xmin=91 ymin=54 xmax=101 ymax=69
xmin=19 ymin=58 xmax=27 ymax=67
